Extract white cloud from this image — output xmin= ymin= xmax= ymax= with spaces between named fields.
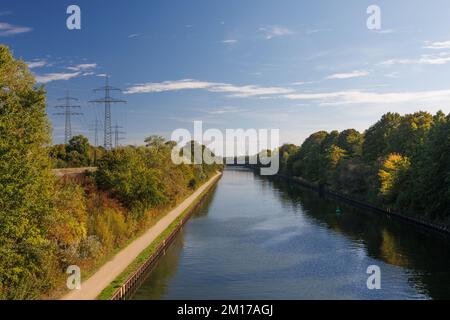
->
xmin=221 ymin=39 xmax=238 ymax=44
xmin=259 ymin=25 xmax=293 ymax=40
xmin=285 ymin=88 xmax=450 ymax=106
xmin=26 ymin=60 xmax=48 ymax=69
xmin=382 ymin=53 xmax=450 ymax=65
xmin=125 ymin=79 xmax=214 ymax=94
xmin=423 ymin=40 xmax=450 ymax=50
xmin=66 ymin=63 xmax=97 ymax=71
xmin=208 ymin=106 xmax=242 ymax=115
xmin=0 ymin=22 xmax=32 ymax=36
xmin=35 ymin=72 xmax=82 ymax=84
xmin=326 ymin=70 xmax=370 ymax=80
xmin=209 ymin=83 xmax=293 ymax=97
xmin=128 ymin=33 xmax=142 ymax=38
xmin=125 ymin=79 xmax=294 ymax=97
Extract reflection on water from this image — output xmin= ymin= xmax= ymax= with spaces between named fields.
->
xmin=131 ymin=168 xmax=450 ymax=300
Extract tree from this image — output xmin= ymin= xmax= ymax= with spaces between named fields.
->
xmin=292 ymin=131 xmax=328 ymax=181
xmin=47 ymin=181 xmax=87 ymax=249
xmin=145 ymin=135 xmax=166 ymax=151
xmin=403 ymin=112 xmax=450 ymax=220
xmin=95 ymin=147 xmax=167 ymax=215
xmin=363 ymin=112 xmax=401 ymax=162
xmin=337 ymin=129 xmax=363 ymax=157
xmin=0 ymin=45 xmax=55 ymax=296
xmin=278 ymin=144 xmax=300 ymax=175
xmin=66 ymin=135 xmax=91 ymax=167
xmin=386 ymin=111 xmax=433 ymax=158
xmin=378 ymin=153 xmax=410 ymax=202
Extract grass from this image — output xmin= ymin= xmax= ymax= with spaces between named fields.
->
xmin=97 ymin=173 xmax=222 ymax=300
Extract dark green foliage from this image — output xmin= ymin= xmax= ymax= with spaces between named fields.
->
xmin=277 ymin=111 xmax=450 ymax=226
xmin=363 ymin=112 xmax=401 ymax=163
xmin=95 ymin=147 xmax=167 ymax=215
xmin=49 ymin=135 xmax=103 ymax=168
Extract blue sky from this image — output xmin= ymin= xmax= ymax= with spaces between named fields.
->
xmin=2 ymin=0 xmax=450 ymax=146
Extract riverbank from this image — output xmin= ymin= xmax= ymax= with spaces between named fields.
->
xmin=61 ymin=172 xmax=222 ymax=300
xmin=128 ymin=168 xmax=450 ymax=300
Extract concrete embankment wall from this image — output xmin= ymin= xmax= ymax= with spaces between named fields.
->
xmin=280 ymin=174 xmax=450 ymax=235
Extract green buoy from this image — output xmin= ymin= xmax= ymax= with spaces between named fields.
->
xmin=336 ymin=206 xmax=342 ymax=215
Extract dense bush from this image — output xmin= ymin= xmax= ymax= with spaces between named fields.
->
xmin=49 ymin=135 xmax=104 ymax=168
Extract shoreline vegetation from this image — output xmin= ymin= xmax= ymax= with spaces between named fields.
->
xmin=0 ymin=45 xmax=223 ymax=299
xmin=99 ymin=172 xmax=222 ymax=300
xmin=247 ymin=112 xmax=450 ymax=231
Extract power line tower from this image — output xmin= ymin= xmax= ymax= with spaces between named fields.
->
xmin=89 ymin=119 xmax=101 ymax=165
xmin=90 ymin=76 xmax=126 ymax=151
xmin=112 ymin=123 xmax=126 ymax=148
xmin=54 ymin=91 xmax=82 ymax=144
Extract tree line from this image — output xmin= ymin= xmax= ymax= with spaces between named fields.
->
xmin=271 ymin=111 xmax=450 ymax=226
xmin=0 ymin=45 xmax=222 ymax=299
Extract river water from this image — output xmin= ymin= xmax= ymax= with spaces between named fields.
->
xmin=131 ymin=168 xmax=450 ymax=300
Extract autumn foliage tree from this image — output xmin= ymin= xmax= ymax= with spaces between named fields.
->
xmin=0 ymin=45 xmax=55 ymax=297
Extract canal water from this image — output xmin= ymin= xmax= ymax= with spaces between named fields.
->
xmin=131 ymin=168 xmax=450 ymax=300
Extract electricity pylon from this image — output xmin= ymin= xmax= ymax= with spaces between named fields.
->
xmin=53 ymin=91 xmax=82 ymax=144
xmin=90 ymin=119 xmax=101 ymax=165
xmin=90 ymin=76 xmax=126 ymax=150
xmin=112 ymin=123 xmax=126 ymax=149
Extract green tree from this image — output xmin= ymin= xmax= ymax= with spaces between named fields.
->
xmin=95 ymin=147 xmax=167 ymax=216
xmin=145 ymin=135 xmax=166 ymax=152
xmin=0 ymin=45 xmax=55 ymax=297
xmin=66 ymin=135 xmax=92 ymax=167
xmin=403 ymin=112 xmax=450 ymax=221
xmin=363 ymin=112 xmax=401 ymax=162
xmin=292 ymin=131 xmax=328 ymax=181
xmin=337 ymin=129 xmax=363 ymax=157
xmin=378 ymin=153 xmax=410 ymax=203
xmin=386 ymin=111 xmax=433 ymax=158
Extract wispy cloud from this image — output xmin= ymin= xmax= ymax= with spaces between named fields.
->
xmin=221 ymin=39 xmax=238 ymax=44
xmin=125 ymin=79 xmax=213 ymax=94
xmin=207 ymin=106 xmax=243 ymax=115
xmin=125 ymin=79 xmax=294 ymax=97
xmin=128 ymin=33 xmax=142 ymax=38
xmin=382 ymin=53 xmax=450 ymax=65
xmin=66 ymin=63 xmax=97 ymax=71
xmin=35 ymin=72 xmax=82 ymax=84
xmin=423 ymin=40 xmax=450 ymax=49
xmin=26 ymin=60 xmax=48 ymax=69
xmin=326 ymin=70 xmax=370 ymax=80
xmin=285 ymin=88 xmax=450 ymax=106
xmin=291 ymin=81 xmax=316 ymax=86
xmin=0 ymin=22 xmax=32 ymax=36
xmin=259 ymin=25 xmax=293 ymax=40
